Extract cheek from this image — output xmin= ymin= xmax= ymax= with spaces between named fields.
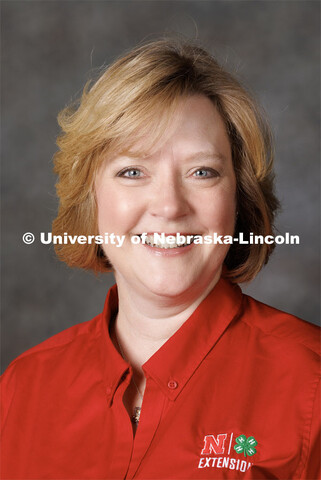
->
xmin=96 ymin=186 xmax=143 ymax=233
xmin=196 ymin=185 xmax=236 ymax=231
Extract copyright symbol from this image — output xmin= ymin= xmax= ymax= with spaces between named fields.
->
xmin=22 ymin=232 xmax=35 ymax=244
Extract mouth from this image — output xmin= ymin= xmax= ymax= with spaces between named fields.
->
xmin=138 ymin=233 xmax=196 ymax=249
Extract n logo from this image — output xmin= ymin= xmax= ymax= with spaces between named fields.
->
xmin=201 ymin=434 xmax=227 ymax=455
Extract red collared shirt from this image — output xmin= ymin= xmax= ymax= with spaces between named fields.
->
xmin=1 ymin=279 xmax=320 ymax=479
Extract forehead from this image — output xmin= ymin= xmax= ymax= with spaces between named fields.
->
xmin=117 ymin=95 xmax=231 ymax=160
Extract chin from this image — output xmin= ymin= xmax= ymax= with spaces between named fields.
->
xmin=141 ymin=272 xmax=205 ymax=300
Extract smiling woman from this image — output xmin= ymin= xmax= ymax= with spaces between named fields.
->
xmin=1 ymin=39 xmax=320 ymax=480
xmin=51 ymin=39 xmax=278 ymax=283
xmin=95 ymin=96 xmax=236 ymax=301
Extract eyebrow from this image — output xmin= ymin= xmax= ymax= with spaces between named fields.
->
xmin=115 ymin=150 xmax=228 ymax=163
xmin=183 ymin=151 xmax=227 ymax=163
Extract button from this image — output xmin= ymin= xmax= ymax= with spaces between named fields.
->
xmin=106 ymin=386 xmax=112 ymax=395
xmin=167 ymin=380 xmax=178 ymax=389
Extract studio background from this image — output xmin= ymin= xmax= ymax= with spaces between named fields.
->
xmin=1 ymin=0 xmax=320 ymax=373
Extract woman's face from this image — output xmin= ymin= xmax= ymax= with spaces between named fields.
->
xmin=95 ymin=95 xmax=237 ymax=300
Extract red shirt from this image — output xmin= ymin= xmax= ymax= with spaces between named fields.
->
xmin=1 ymin=278 xmax=320 ymax=479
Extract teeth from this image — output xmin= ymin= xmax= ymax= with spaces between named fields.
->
xmin=141 ymin=234 xmax=195 ymax=249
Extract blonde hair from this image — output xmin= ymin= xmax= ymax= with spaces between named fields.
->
xmin=53 ymin=38 xmax=279 ymax=283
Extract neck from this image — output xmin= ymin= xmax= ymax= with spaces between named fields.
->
xmin=112 ymin=272 xmax=221 ymax=376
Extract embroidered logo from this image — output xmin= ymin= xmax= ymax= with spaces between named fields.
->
xmin=234 ymin=435 xmax=258 ymax=457
xmin=198 ymin=432 xmax=258 ymax=473
xmin=201 ymin=434 xmax=227 ymax=455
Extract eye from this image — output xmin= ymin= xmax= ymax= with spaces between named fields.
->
xmin=117 ymin=168 xmax=144 ymax=179
xmin=193 ymin=168 xmax=220 ymax=178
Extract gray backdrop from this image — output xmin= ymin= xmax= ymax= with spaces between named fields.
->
xmin=1 ymin=0 xmax=320 ymax=374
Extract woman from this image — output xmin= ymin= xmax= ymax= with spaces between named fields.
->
xmin=1 ymin=39 xmax=320 ymax=479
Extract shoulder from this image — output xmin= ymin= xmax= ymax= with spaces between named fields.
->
xmin=238 ymin=294 xmax=320 ymax=479
xmin=0 ymin=313 xmax=105 ymax=427
xmin=240 ymin=292 xmax=320 ymax=360
xmin=1 ymin=284 xmax=118 ymax=411
xmin=1 ymin=313 xmax=102 ymax=382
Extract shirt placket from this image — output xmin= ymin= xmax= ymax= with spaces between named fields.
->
xmin=108 ymin=370 xmax=134 ymax=479
xmin=107 ymin=371 xmax=166 ymax=480
xmin=126 ymin=375 xmax=166 ymax=479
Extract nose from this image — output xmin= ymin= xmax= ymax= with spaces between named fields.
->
xmin=149 ymin=175 xmax=191 ymax=220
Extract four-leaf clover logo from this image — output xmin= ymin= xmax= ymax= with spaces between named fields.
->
xmin=234 ymin=435 xmax=257 ymax=457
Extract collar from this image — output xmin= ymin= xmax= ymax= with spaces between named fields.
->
xmin=99 ymin=278 xmax=243 ymax=404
